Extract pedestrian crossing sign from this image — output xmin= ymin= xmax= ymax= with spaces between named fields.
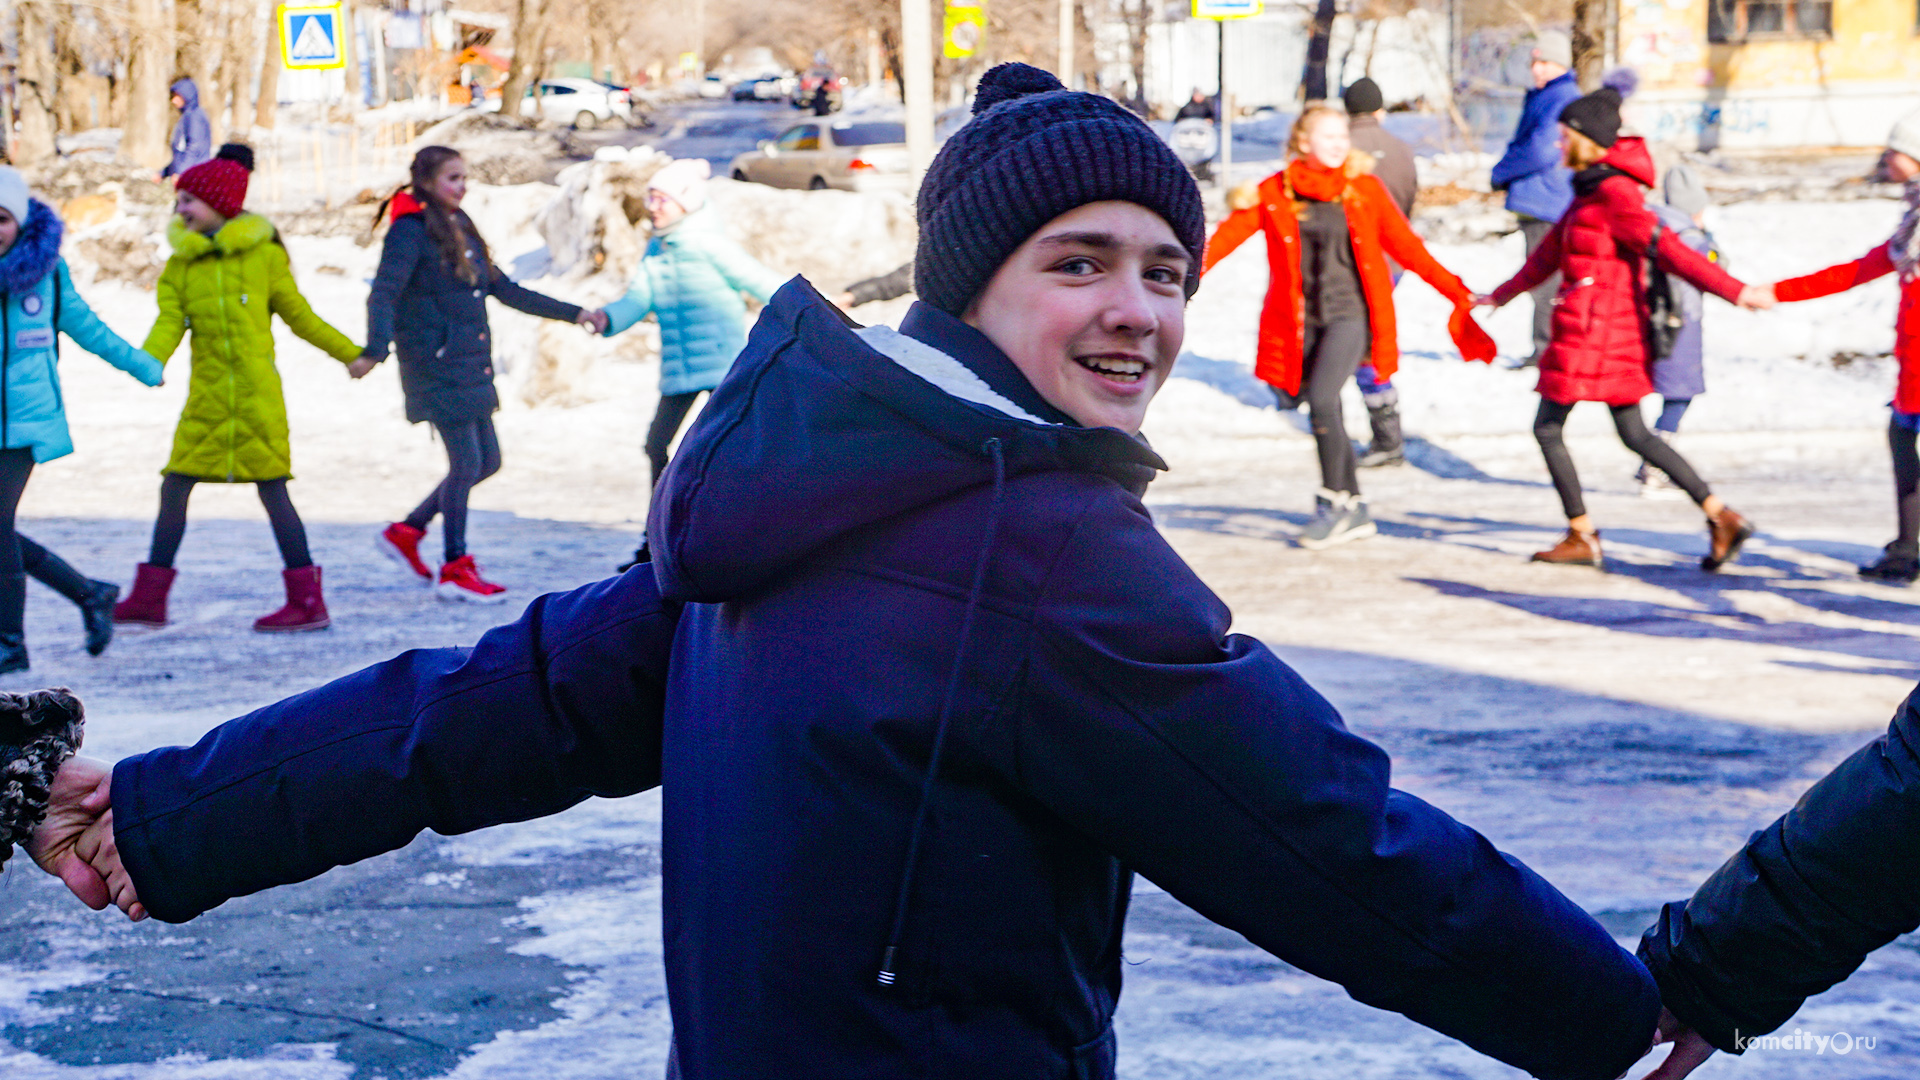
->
xmin=280 ymin=4 xmax=347 ymax=70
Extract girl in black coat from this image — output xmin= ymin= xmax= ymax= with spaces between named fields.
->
xmin=357 ymin=146 xmax=591 ymax=603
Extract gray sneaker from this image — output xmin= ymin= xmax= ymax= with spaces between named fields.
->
xmin=1298 ymin=489 xmax=1378 ymax=550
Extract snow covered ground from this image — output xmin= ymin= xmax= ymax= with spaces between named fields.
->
xmin=1 ymin=193 xmax=1918 ymax=1078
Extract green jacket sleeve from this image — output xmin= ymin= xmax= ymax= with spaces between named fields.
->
xmin=141 ymin=259 xmax=189 ymax=365
xmin=266 ymin=244 xmax=362 ymax=363
xmin=55 ymin=260 xmax=164 ymax=386
xmin=705 ymin=234 xmax=787 ymax=303
xmin=601 ymin=270 xmax=656 ymax=337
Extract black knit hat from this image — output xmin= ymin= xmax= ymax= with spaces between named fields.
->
xmin=1559 ymin=87 xmax=1623 ymax=148
xmin=914 ymin=63 xmax=1205 ymax=315
xmin=1342 ymin=78 xmax=1384 ymax=116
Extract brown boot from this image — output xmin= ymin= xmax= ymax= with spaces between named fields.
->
xmin=1702 ymin=507 xmax=1755 ymax=571
xmin=1531 ymin=528 xmax=1603 ymax=568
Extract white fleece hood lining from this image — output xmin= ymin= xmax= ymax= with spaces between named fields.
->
xmin=856 ymin=324 xmax=1055 ymax=426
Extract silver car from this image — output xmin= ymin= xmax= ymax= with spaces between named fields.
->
xmin=728 ymin=119 xmax=911 ymax=193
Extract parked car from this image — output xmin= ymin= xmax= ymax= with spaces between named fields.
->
xmin=696 ymin=74 xmax=730 ymax=99
xmin=732 ymin=76 xmax=795 ymax=102
xmin=727 ymin=119 xmax=911 ymax=193
xmin=516 ymin=78 xmax=635 ymax=129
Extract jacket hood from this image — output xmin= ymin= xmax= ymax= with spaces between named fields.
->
xmin=649 ymin=281 xmax=1166 ymax=603
xmin=389 ymin=190 xmax=425 ymax=221
xmin=168 ymin=212 xmax=276 ymax=259
xmin=1599 ymin=136 xmax=1656 ymax=187
xmin=0 ymin=200 xmax=63 ymax=294
xmin=171 ymin=79 xmax=200 ymax=109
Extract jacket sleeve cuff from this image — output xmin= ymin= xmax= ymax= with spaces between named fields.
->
xmin=602 ymin=294 xmax=647 ymax=337
xmin=1638 ymin=907 xmax=1751 ymax=1054
xmin=112 ymin=753 xmax=204 ymax=924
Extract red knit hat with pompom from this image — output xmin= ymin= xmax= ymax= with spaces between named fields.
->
xmin=175 ymin=144 xmax=253 ymax=219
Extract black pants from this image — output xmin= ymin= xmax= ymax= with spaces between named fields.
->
xmin=1520 ymin=217 xmax=1562 ymax=361
xmin=0 ymin=448 xmax=97 ymax=635
xmin=1890 ymin=418 xmax=1920 ymax=558
xmin=647 ymin=391 xmax=704 ymax=488
xmin=149 ymin=472 xmax=313 ymax=570
xmin=1302 ymin=320 xmax=1371 ymax=497
xmin=405 ymin=417 xmax=503 ymax=563
xmin=1533 ymin=399 xmax=1712 ymax=520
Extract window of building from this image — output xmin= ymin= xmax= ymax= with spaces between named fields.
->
xmin=1708 ymin=0 xmax=1832 ymax=41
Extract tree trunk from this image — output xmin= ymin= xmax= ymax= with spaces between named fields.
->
xmin=14 ymin=2 xmax=59 ymax=166
xmin=123 ymin=0 xmax=174 ymax=168
xmin=225 ymin=0 xmax=260 ymax=136
xmin=256 ymin=6 xmax=283 ymax=130
xmin=1301 ymin=0 xmax=1337 ymax=102
xmin=498 ymin=0 xmax=554 ymax=118
xmin=341 ymin=0 xmax=362 ymax=108
xmin=1125 ymin=0 xmax=1149 ymax=115
xmin=1572 ymin=0 xmax=1606 ymax=90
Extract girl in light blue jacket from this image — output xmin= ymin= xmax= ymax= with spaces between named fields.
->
xmin=593 ymin=158 xmax=785 ymax=568
xmin=0 ymin=170 xmax=164 ymax=673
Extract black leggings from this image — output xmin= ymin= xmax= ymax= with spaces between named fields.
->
xmin=646 ymin=391 xmax=704 ymax=488
xmin=1302 ymin=320 xmax=1371 ymax=497
xmin=404 ymin=417 xmax=503 ymax=562
xmin=149 ymin=473 xmax=312 ymax=570
xmin=1533 ymin=399 xmax=1712 ymax=520
xmin=1890 ymin=418 xmax=1920 ymax=557
xmin=0 ymin=449 xmax=96 ymax=633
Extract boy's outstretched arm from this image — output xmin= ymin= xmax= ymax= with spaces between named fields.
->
xmin=33 ymin=570 xmax=681 ymax=923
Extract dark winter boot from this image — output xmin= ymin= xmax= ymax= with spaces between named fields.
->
xmin=112 ymin=563 xmax=176 ymax=627
xmin=1702 ymin=506 xmax=1756 ymax=572
xmin=78 ymin=581 xmax=119 ymax=657
xmin=0 ymin=687 xmax=85 ymax=869
xmin=254 ymin=566 xmax=331 ymax=632
xmin=1359 ymin=403 xmax=1406 ymax=468
xmin=0 ymin=574 xmax=25 ymax=675
xmin=21 ymin=545 xmax=118 ymax=655
xmin=1859 ymin=544 xmax=1920 ymax=584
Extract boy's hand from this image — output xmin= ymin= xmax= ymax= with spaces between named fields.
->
xmin=578 ymin=308 xmax=608 ymax=334
xmin=1737 ymin=283 xmax=1776 ymax=311
xmin=348 ymin=357 xmax=379 ymax=379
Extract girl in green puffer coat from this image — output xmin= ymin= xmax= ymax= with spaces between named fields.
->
xmin=0 ymin=170 xmax=164 ymax=676
xmin=112 ymin=145 xmax=364 ymax=635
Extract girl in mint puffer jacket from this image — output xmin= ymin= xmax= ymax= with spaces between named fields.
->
xmin=594 ymin=159 xmax=785 ymax=568
xmin=0 ymin=172 xmax=165 ymax=674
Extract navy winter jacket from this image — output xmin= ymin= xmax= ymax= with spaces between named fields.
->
xmin=110 ymin=283 xmax=1659 ymax=1080
xmin=363 ymin=205 xmax=583 ymax=425
xmin=163 ymin=78 xmax=211 ymax=180
xmin=1490 ymin=72 xmax=1580 ymax=222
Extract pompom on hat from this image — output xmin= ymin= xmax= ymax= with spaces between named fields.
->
xmin=174 ymin=141 xmax=254 ymax=220
xmin=913 ymin=62 xmax=1205 ymax=315
xmin=1888 ymin=108 xmax=1920 ymax=165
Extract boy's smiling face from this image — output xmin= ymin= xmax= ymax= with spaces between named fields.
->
xmin=963 ymin=201 xmax=1188 ymax=435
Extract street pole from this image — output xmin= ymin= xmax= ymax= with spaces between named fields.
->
xmin=1218 ymin=19 xmax=1231 ymax=187
xmin=904 ymin=0 xmax=934 ymax=179
xmin=1059 ymin=0 xmax=1074 ymax=89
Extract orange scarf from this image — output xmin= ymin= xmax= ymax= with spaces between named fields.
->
xmin=1284 ymin=157 xmax=1349 ymax=204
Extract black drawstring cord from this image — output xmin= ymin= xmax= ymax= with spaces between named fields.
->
xmin=878 ymin=436 xmax=1007 ymax=988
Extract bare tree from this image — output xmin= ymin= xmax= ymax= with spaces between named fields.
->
xmin=499 ymin=0 xmax=556 ymax=114
xmin=124 ymin=0 xmax=175 ymax=167
xmin=256 ymin=4 xmax=283 ymax=130
xmin=1571 ymin=0 xmax=1603 ymax=88
xmin=13 ymin=1 xmax=58 ymax=165
xmin=213 ymin=0 xmax=261 ymax=137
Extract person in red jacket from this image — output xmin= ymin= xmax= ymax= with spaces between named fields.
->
xmin=1758 ymin=113 xmax=1920 ymax=585
xmin=1204 ymin=104 xmax=1495 ymax=549
xmin=1482 ymin=87 xmax=1771 ymax=571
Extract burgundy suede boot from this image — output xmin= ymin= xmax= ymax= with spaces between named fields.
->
xmin=111 ymin=564 xmax=177 ymax=627
xmin=253 ymin=566 xmax=331 ymax=632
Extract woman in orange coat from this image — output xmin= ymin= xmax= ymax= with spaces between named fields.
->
xmin=1203 ymin=105 xmax=1494 ymax=549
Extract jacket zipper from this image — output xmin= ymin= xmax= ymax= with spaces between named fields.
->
xmin=2 ymin=296 xmax=11 ymax=449
xmin=216 ymin=256 xmax=235 ymax=481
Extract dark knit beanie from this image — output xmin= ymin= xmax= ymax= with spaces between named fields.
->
xmin=914 ymin=63 xmax=1205 ymax=315
xmin=175 ymin=142 xmax=253 ymax=219
xmin=1559 ymin=88 xmax=1623 ymax=148
xmin=0 ymin=689 xmax=85 ymax=869
xmin=1342 ymin=77 xmax=1384 ymax=116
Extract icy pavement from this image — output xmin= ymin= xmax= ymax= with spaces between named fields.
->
xmin=2 ymin=199 xmax=1919 ymax=1077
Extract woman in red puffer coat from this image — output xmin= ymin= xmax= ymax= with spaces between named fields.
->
xmin=1484 ymin=86 xmax=1771 ymax=572
xmin=1204 ymin=104 xmax=1495 ymax=550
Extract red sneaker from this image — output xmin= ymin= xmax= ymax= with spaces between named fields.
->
xmin=377 ymin=522 xmax=433 ymax=581
xmin=437 ymin=555 xmax=508 ymax=604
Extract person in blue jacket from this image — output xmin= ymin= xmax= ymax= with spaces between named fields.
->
xmin=1489 ymin=30 xmax=1581 ymax=366
xmin=589 ymin=156 xmax=784 ymax=569
xmin=0 ymin=169 xmax=164 ymax=674
xmin=160 ymin=78 xmax=211 ymax=181
xmin=30 ymin=65 xmax=1675 ymax=1080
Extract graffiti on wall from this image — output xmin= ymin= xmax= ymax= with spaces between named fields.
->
xmin=1634 ymin=96 xmax=1775 ymax=145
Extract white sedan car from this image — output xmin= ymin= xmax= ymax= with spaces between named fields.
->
xmin=727 ymin=119 xmax=911 ymax=193
xmin=517 ymin=78 xmax=635 ymax=129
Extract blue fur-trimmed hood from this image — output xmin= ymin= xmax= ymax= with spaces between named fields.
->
xmin=0 ymin=200 xmax=64 ymax=295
